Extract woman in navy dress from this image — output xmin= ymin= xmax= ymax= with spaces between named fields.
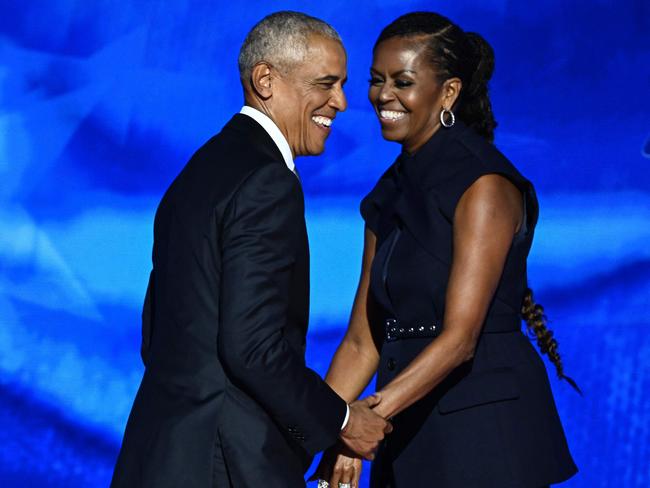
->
xmin=314 ymin=12 xmax=578 ymax=488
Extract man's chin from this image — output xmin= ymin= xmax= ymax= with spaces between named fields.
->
xmin=304 ymin=141 xmax=326 ymax=156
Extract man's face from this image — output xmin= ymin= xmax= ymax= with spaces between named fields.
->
xmin=271 ymin=36 xmax=347 ymax=157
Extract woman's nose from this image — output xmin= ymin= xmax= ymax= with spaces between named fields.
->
xmin=377 ymin=83 xmax=393 ymax=103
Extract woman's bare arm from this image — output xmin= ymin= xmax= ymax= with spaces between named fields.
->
xmin=324 ymin=227 xmax=382 ymax=402
xmin=373 ymin=174 xmax=523 ymax=419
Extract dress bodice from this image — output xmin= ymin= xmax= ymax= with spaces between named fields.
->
xmin=361 ymin=121 xmax=538 ymax=338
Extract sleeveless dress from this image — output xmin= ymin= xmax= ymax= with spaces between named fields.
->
xmin=361 ymin=121 xmax=577 ymax=487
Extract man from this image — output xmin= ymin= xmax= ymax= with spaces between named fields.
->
xmin=111 ymin=11 xmax=391 ymax=488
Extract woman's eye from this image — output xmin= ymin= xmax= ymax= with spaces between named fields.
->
xmin=395 ymin=79 xmax=413 ymax=88
xmin=369 ymin=77 xmax=383 ymax=86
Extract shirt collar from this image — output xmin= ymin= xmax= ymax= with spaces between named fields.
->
xmin=240 ymin=105 xmax=295 ymax=172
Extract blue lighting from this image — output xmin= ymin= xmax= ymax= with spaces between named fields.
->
xmin=1 ymin=1 xmax=648 ymax=486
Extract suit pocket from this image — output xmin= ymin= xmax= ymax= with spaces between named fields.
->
xmin=437 ymin=367 xmax=519 ymax=414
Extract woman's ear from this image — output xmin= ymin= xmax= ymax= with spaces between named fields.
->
xmin=442 ymin=77 xmax=462 ymax=110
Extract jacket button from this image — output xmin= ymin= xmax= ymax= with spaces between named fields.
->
xmin=387 ymin=358 xmax=397 ymax=371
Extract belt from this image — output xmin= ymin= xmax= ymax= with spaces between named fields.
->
xmin=384 ymin=313 xmax=521 ymax=342
xmin=384 ymin=318 xmax=441 ymax=342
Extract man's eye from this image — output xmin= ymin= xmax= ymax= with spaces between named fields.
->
xmin=319 ymin=83 xmax=335 ymax=90
xmin=395 ymin=79 xmax=413 ymax=88
xmin=368 ymin=77 xmax=383 ymax=86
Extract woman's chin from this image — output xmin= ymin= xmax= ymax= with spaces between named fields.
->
xmin=379 ymin=127 xmax=404 ymax=144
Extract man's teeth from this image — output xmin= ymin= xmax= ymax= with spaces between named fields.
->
xmin=380 ymin=110 xmax=406 ymax=121
xmin=311 ymin=115 xmax=332 ymax=127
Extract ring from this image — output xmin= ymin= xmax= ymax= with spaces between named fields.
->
xmin=317 ymin=480 xmax=330 ymax=488
xmin=338 ymin=483 xmax=351 ymax=488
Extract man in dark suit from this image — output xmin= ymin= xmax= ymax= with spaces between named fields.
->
xmin=111 ymin=11 xmax=391 ymax=488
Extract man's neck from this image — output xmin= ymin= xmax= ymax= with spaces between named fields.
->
xmin=239 ymin=105 xmax=295 ymax=173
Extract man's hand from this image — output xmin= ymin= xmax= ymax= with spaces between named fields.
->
xmin=339 ymin=394 xmax=392 ymax=460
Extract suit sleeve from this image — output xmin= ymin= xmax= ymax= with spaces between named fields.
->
xmin=217 ymin=163 xmax=347 ymax=455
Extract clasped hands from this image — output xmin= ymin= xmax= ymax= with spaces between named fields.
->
xmin=309 ymin=393 xmax=391 ymax=487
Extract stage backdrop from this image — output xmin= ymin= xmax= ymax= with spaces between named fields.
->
xmin=1 ymin=0 xmax=649 ymax=486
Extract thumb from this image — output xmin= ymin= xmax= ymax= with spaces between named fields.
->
xmin=362 ymin=392 xmax=382 ymax=408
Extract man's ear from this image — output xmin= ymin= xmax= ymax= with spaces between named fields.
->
xmin=250 ymin=62 xmax=274 ymax=99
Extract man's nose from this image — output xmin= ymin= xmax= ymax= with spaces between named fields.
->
xmin=330 ymin=85 xmax=347 ymax=112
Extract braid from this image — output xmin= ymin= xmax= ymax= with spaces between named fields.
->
xmin=521 ymin=288 xmax=581 ymax=394
xmin=458 ymin=32 xmax=497 ymax=142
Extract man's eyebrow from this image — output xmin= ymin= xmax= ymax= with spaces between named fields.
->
xmin=315 ymin=75 xmax=342 ymax=83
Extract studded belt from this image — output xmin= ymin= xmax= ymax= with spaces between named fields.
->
xmin=384 ymin=318 xmax=442 ymax=342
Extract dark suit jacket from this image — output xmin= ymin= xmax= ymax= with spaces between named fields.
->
xmin=111 ymin=114 xmax=347 ymax=488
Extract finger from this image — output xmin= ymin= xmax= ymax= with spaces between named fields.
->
xmin=384 ymin=420 xmax=394 ymax=433
xmin=339 ymin=470 xmax=352 ymax=485
xmin=360 ymin=441 xmax=374 ymax=460
xmin=362 ymin=392 xmax=382 ymax=408
xmin=353 ymin=460 xmax=362 ymax=488
xmin=339 ymin=460 xmax=354 ymax=485
xmin=329 ymin=464 xmax=342 ymax=487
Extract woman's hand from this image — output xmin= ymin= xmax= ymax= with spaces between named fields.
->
xmin=309 ymin=443 xmax=363 ymax=488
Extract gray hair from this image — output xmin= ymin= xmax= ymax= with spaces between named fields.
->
xmin=238 ymin=11 xmax=342 ymax=82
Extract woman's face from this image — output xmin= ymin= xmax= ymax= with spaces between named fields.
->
xmin=369 ymin=36 xmax=448 ymax=154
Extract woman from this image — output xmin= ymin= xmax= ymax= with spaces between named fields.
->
xmin=314 ymin=12 xmax=578 ymax=488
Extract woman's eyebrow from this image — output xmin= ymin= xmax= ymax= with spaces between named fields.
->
xmin=370 ymin=68 xmax=417 ymax=76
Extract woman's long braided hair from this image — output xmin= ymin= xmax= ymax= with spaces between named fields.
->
xmin=377 ymin=12 xmax=580 ymax=393
xmin=522 ymin=288 xmax=580 ymax=393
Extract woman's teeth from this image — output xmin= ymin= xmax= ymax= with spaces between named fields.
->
xmin=311 ymin=115 xmax=332 ymax=128
xmin=380 ymin=110 xmax=406 ymax=121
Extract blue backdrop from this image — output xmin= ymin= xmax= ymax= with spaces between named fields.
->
xmin=1 ymin=0 xmax=649 ymax=486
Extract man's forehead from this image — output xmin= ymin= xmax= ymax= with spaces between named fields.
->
xmin=299 ymin=37 xmax=346 ymax=74
xmin=305 ymin=34 xmax=345 ymax=55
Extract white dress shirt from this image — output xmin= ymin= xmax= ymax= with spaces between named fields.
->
xmin=240 ymin=105 xmax=295 ymax=173
xmin=239 ymin=105 xmax=351 ymax=431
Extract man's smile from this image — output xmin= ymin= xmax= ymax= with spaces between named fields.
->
xmin=311 ymin=114 xmax=334 ymax=130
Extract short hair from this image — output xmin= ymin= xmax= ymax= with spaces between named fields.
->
xmin=238 ymin=11 xmax=342 ymax=82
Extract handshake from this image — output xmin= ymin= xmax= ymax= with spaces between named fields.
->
xmin=309 ymin=393 xmax=391 ymax=487
xmin=339 ymin=393 xmax=392 ymax=460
